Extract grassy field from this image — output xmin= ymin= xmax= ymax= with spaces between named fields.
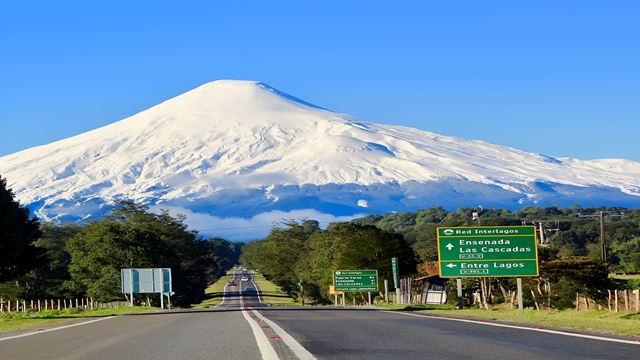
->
xmin=610 ymin=274 xmax=640 ymax=280
xmin=0 ymin=306 xmax=152 ymax=333
xmin=194 ymin=267 xmax=298 ymax=308
xmin=378 ymin=304 xmax=640 ymax=337
xmin=193 ymin=267 xmax=239 ymax=308
xmin=610 ymin=273 xmax=640 ymax=289
xmin=249 ymin=271 xmax=298 ymax=306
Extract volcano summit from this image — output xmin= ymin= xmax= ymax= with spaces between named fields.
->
xmin=1 ymin=80 xmax=639 ymax=237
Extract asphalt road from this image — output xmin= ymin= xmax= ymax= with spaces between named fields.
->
xmin=1 ymin=268 xmax=638 ymax=360
xmin=0 ymin=268 xmax=263 ymax=360
xmin=258 ymin=307 xmax=639 ymax=360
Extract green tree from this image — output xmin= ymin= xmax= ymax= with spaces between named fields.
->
xmin=65 ymin=202 xmax=214 ymax=305
xmin=23 ymin=223 xmax=81 ymax=298
xmin=0 ymin=176 xmax=44 ymax=282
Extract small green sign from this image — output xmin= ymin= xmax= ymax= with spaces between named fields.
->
xmin=333 ymin=270 xmax=378 ymax=291
xmin=391 ymin=257 xmax=399 ymax=288
xmin=437 ymin=226 xmax=539 ymax=277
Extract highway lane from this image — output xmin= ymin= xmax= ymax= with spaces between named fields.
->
xmin=2 ymin=267 xmax=638 ymax=360
xmin=257 ymin=307 xmax=639 ymax=360
xmin=0 ymin=268 xmax=263 ymax=360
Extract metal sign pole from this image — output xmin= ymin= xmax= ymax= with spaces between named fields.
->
xmin=517 ymin=277 xmax=523 ymax=312
xmin=159 ymin=269 xmax=164 ymax=310
xmin=384 ymin=279 xmax=389 ymax=303
xmin=457 ymin=278 xmax=463 ymax=309
xmin=129 ymin=269 xmax=134 ymax=307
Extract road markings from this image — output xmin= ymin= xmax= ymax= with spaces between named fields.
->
xmin=249 ymin=272 xmax=270 ymax=306
xmin=0 ymin=316 xmax=114 ymax=342
xmin=242 ymin=307 xmax=279 ymax=360
xmin=253 ymin=309 xmax=317 ymax=360
xmin=215 ymin=282 xmax=229 ymax=308
xmin=382 ymin=310 xmax=640 ymax=346
xmin=240 ymin=268 xmax=316 ymax=359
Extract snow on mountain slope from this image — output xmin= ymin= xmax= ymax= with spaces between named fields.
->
xmin=1 ymin=80 xmax=639 ymax=235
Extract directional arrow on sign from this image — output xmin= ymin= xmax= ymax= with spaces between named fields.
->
xmin=446 ymin=263 xmax=457 ymax=268
xmin=445 ymin=243 xmax=454 ymax=250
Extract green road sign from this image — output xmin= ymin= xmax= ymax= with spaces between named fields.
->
xmin=333 ymin=270 xmax=378 ymax=291
xmin=391 ymin=257 xmax=399 ymax=288
xmin=437 ymin=226 xmax=539 ymax=277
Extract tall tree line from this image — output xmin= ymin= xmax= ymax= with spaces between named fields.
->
xmin=0 ymin=176 xmax=241 ymax=306
xmin=241 ymin=220 xmax=418 ymax=303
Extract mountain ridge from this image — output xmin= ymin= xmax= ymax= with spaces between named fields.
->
xmin=1 ymin=80 xmax=639 ymax=237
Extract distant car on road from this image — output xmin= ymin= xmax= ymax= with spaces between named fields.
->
xmin=244 ymin=287 xmax=256 ymax=292
xmin=241 ymin=277 xmax=248 ymax=281
xmin=228 ymin=280 xmax=237 ymax=286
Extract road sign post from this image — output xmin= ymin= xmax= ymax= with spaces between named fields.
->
xmin=517 ymin=277 xmax=523 ymax=312
xmin=456 ymin=278 xmax=463 ymax=309
xmin=437 ymin=226 xmax=539 ymax=278
xmin=333 ymin=270 xmax=378 ymax=292
xmin=391 ymin=257 xmax=399 ymax=288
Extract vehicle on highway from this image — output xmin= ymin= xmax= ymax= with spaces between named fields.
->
xmin=227 ymin=280 xmax=236 ymax=286
xmin=244 ymin=287 xmax=256 ymax=292
xmin=241 ymin=277 xmax=248 ymax=281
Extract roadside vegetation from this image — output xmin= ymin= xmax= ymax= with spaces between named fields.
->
xmin=378 ymin=304 xmax=640 ymax=337
xmin=249 ymin=271 xmax=298 ymax=306
xmin=194 ymin=267 xmax=297 ymax=308
xmin=0 ymin=306 xmax=151 ymax=333
xmin=193 ymin=268 xmax=238 ymax=308
xmin=241 ymin=221 xmax=418 ymax=304
xmin=0 ymin=175 xmax=241 ymax=311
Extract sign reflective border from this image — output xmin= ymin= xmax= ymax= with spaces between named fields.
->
xmin=437 ymin=226 xmax=539 ymax=277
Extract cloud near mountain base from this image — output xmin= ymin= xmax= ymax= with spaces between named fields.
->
xmin=150 ymin=205 xmax=363 ymax=241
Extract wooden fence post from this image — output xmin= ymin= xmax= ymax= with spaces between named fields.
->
xmin=607 ymin=290 xmax=612 ymax=312
xmin=615 ymin=290 xmax=619 ymax=313
xmin=22 ymin=300 xmax=26 ymax=312
xmin=624 ymin=290 xmax=629 ymax=311
xmin=635 ymin=289 xmax=639 ymax=313
xmin=38 ymin=299 xmax=41 ymax=312
xmin=576 ymin=293 xmax=580 ymax=311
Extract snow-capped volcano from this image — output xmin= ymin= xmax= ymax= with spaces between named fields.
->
xmin=1 ymin=80 xmax=639 ymax=237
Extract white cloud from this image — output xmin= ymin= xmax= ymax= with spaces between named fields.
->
xmin=150 ymin=206 xmax=364 ymax=241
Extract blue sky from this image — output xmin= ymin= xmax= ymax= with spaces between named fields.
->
xmin=1 ymin=0 xmax=639 ymax=160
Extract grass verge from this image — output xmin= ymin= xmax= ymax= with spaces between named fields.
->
xmin=192 ymin=266 xmax=240 ymax=308
xmin=249 ymin=271 xmax=298 ymax=306
xmin=0 ymin=306 xmax=151 ymax=334
xmin=378 ymin=304 xmax=640 ymax=337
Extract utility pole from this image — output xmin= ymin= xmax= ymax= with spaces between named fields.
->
xmin=578 ymin=210 xmax=621 ymax=264
xmin=599 ymin=211 xmax=606 ymax=263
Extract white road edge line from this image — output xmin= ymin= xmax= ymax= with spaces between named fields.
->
xmin=215 ymin=282 xmax=229 ymax=308
xmin=249 ymin=271 xmax=270 ymax=306
xmin=240 ymin=270 xmax=280 ymax=360
xmin=382 ymin=310 xmax=640 ymax=346
xmin=0 ymin=316 xmax=114 ymax=342
xmin=253 ymin=310 xmax=317 ymax=360
xmin=241 ymin=308 xmax=279 ymax=360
